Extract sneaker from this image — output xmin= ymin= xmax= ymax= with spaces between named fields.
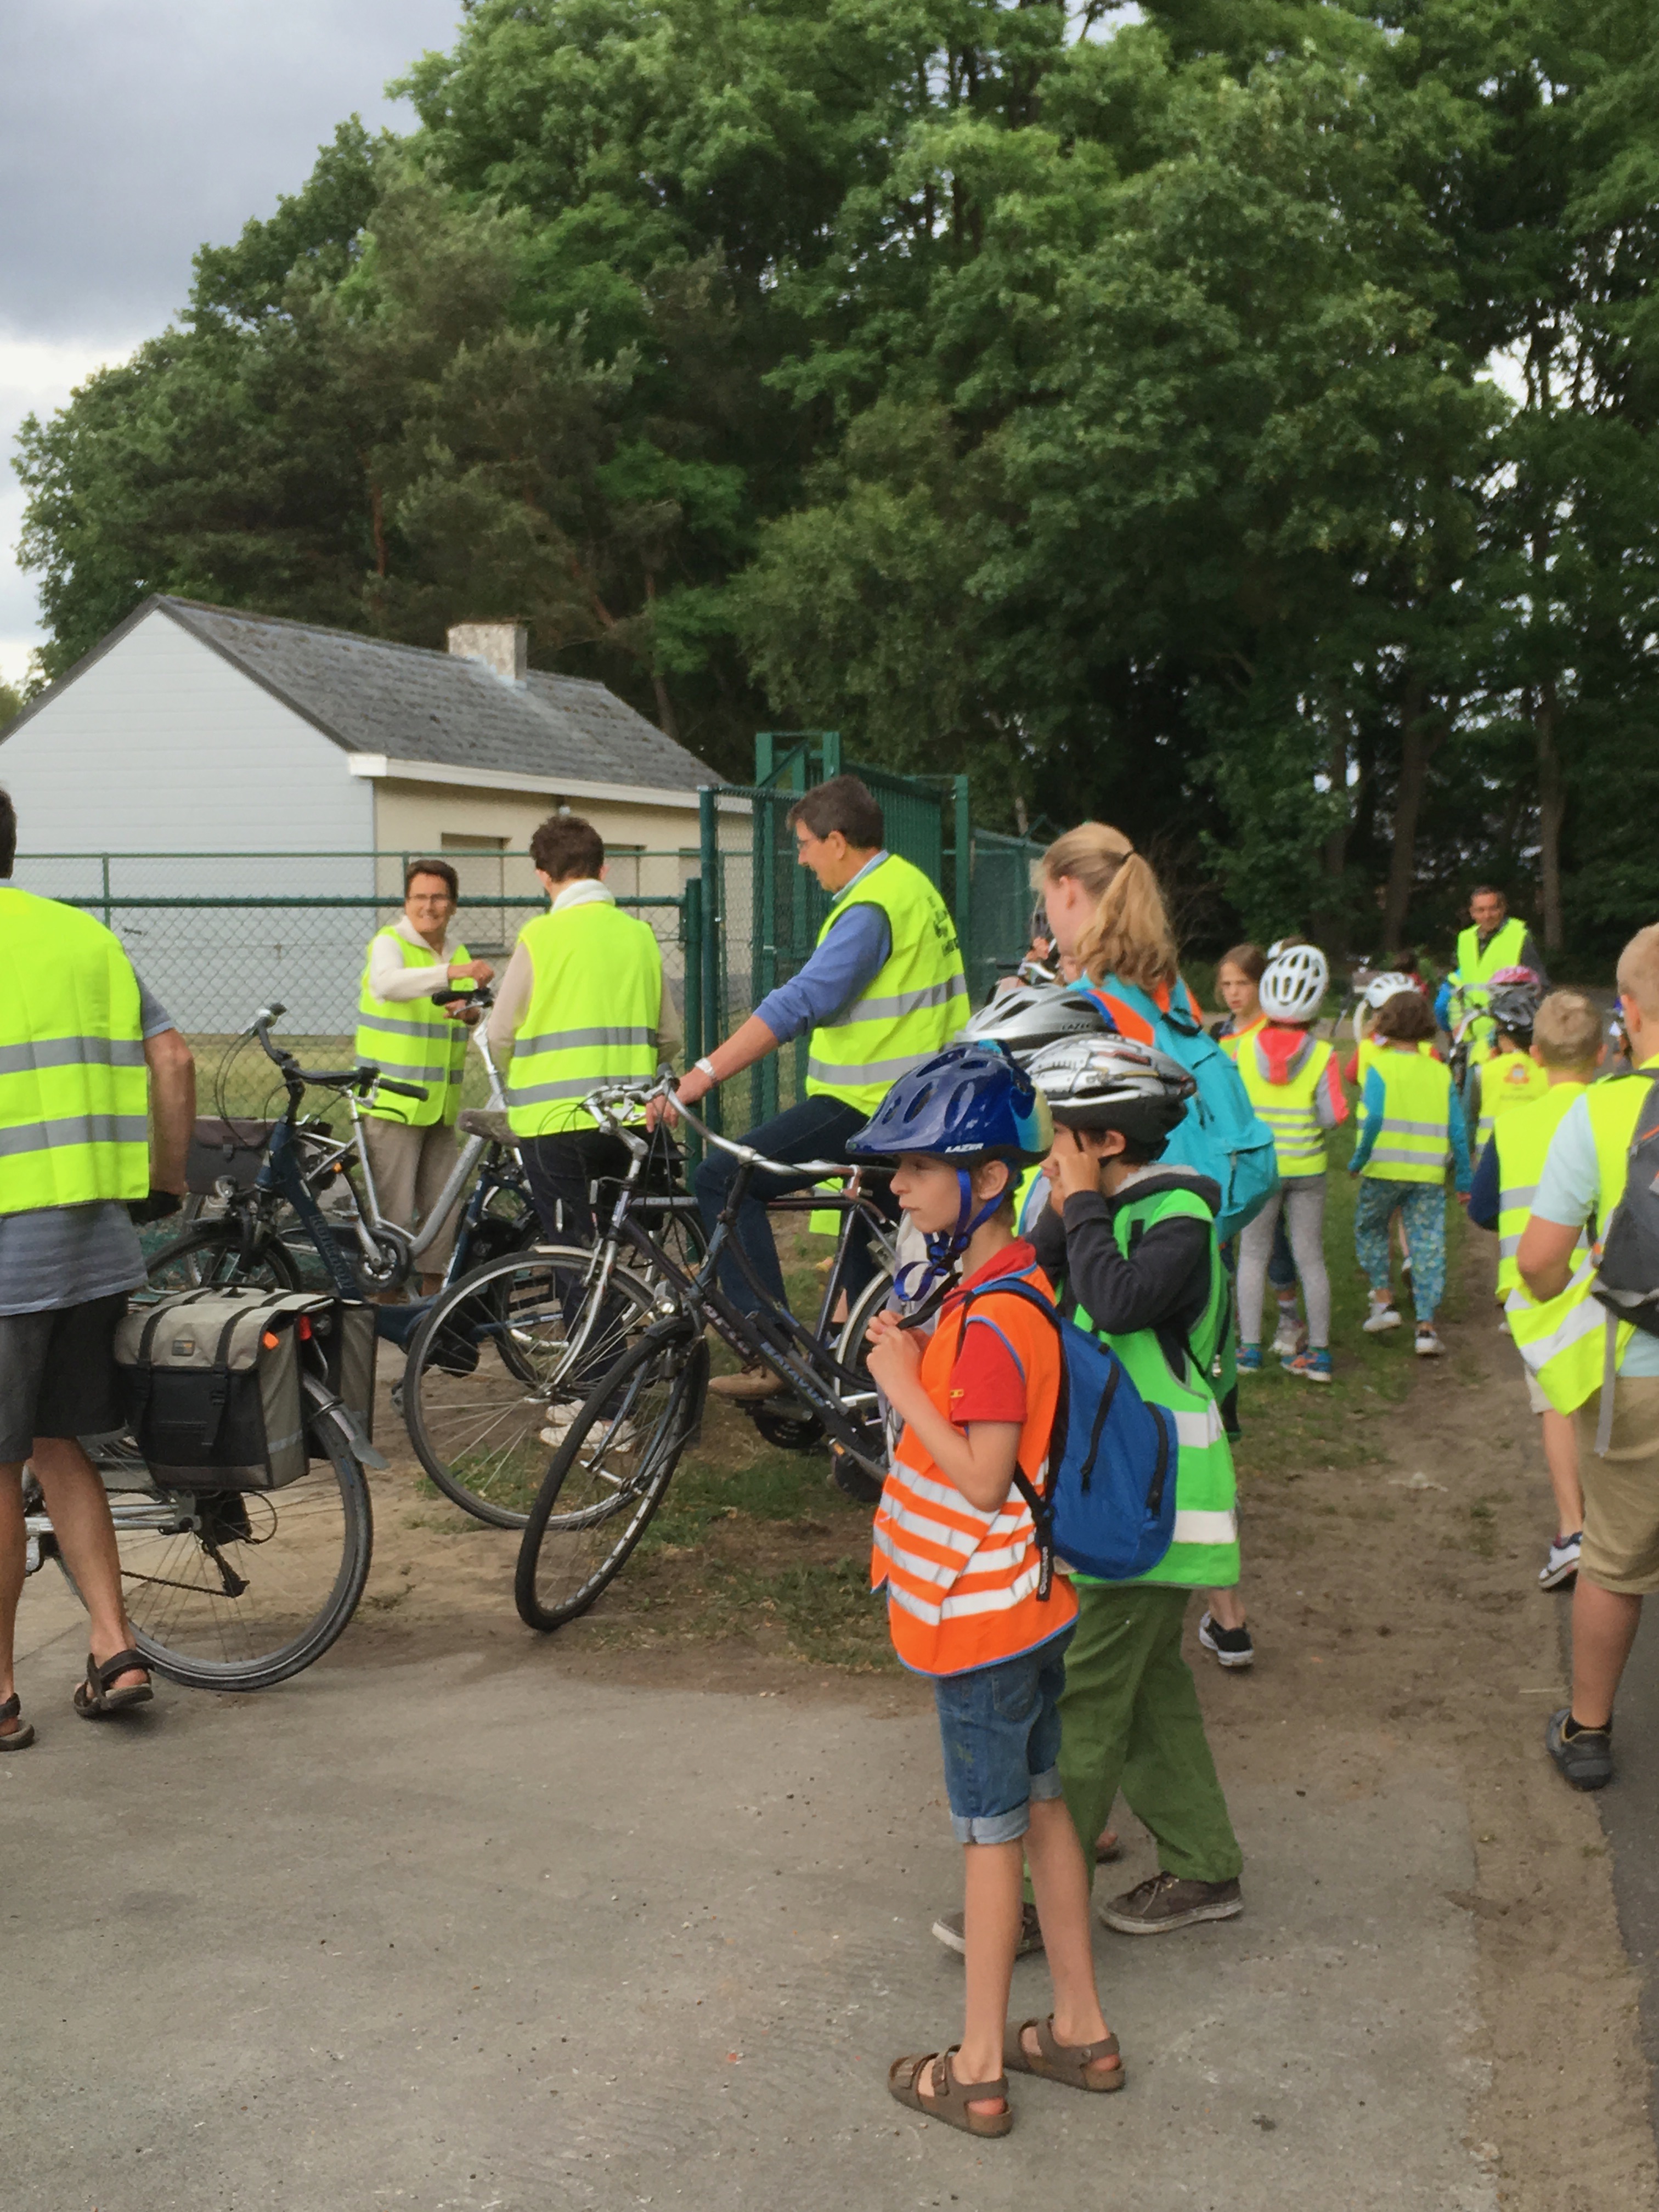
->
xmin=1546 ymin=1708 xmax=1613 ymax=1791
xmin=1236 ymin=1344 xmax=1263 ymax=1375
xmin=1283 ymin=1347 xmax=1333 ymax=1384
xmin=1539 ymin=1533 xmax=1582 ymax=1590
xmin=708 ymin=1362 xmax=786 ymax=1401
xmin=1362 ymin=1300 xmax=1402 ymax=1334
xmin=1271 ymin=1309 xmax=1302 ymax=1359
xmin=1198 ymin=1612 xmax=1255 ymax=1669
xmin=932 ymin=1903 xmax=1043 ymax=1957
xmin=1414 ymin=1325 xmax=1442 ymax=1357
xmin=1099 ymin=1873 xmax=1243 ymax=1936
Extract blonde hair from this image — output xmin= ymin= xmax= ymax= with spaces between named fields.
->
xmin=1532 ymin=989 xmax=1604 ymax=1070
xmin=1040 ymin=822 xmax=1178 ymax=992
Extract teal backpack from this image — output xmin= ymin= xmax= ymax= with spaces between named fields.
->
xmin=1071 ymin=977 xmax=1278 ymax=1243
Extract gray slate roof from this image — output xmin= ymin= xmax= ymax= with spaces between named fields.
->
xmin=40 ymin=595 xmax=718 ymax=793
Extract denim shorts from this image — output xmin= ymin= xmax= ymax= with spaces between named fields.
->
xmin=933 ymin=1628 xmax=1074 ymax=1846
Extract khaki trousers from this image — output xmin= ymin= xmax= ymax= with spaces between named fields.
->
xmin=359 ymin=1117 xmax=461 ymax=1273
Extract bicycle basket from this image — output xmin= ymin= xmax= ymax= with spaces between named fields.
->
xmin=185 ymin=1116 xmax=275 ymax=1194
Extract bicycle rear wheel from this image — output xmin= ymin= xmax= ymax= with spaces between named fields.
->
xmin=402 ymin=1245 xmax=662 ymax=1528
xmin=143 ymin=1223 xmax=301 ymax=1295
xmin=515 ymin=1327 xmax=707 ymax=1632
xmin=69 ymin=1404 xmax=373 ymax=1691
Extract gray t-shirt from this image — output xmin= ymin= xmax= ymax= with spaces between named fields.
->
xmin=0 ymin=976 xmax=173 ymax=1318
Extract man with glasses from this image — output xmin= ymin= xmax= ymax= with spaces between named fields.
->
xmin=354 ymin=860 xmax=494 ymax=1296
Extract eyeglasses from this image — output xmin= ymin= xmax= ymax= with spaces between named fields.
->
xmin=407 ymin=894 xmax=453 ymax=907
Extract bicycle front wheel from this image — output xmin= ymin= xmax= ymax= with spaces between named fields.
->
xmin=402 ymin=1245 xmax=663 ymax=1528
xmin=515 ymin=1327 xmax=708 ymax=1632
xmin=69 ymin=1412 xmax=373 ymax=1691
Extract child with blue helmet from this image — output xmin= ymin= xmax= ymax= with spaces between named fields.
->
xmin=850 ymin=1043 xmax=1125 ymax=2138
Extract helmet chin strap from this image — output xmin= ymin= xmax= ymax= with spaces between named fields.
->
xmin=893 ymin=1167 xmax=1007 ymax=1302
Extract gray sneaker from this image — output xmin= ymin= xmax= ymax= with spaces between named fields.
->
xmin=1099 ymin=1873 xmax=1243 ymax=1936
xmin=1546 ymin=1708 xmax=1613 ymax=1790
xmin=932 ymin=1902 xmax=1043 ymax=1956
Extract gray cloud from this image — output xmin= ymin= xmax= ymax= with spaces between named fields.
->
xmin=0 ymin=0 xmax=464 ymax=345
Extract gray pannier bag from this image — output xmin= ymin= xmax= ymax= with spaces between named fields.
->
xmin=114 ymin=1288 xmax=376 ymax=1490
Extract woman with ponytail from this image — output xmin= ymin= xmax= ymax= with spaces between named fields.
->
xmin=1039 ymin=826 xmax=1195 ymax=1037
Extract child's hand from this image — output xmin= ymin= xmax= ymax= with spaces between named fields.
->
xmin=866 ymin=1316 xmax=924 ymax=1395
xmin=1045 ymin=1125 xmax=1100 ymax=1201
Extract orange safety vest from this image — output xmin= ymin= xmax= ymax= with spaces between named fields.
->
xmin=871 ymin=1261 xmax=1074 ymax=1675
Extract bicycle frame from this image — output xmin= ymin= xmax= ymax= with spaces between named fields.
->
xmin=345 ymin=1019 xmax=512 ymax=1267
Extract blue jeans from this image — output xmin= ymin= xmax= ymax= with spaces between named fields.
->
xmin=693 ymin=1092 xmax=879 ymax=1319
xmin=932 ymin=1629 xmax=1074 ymax=1845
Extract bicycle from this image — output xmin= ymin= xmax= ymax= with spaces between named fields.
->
xmin=149 ymin=1001 xmax=537 ymax=1303
xmin=512 ymin=1075 xmax=901 ymax=1632
xmin=30 ymin=1312 xmax=377 ymax=1692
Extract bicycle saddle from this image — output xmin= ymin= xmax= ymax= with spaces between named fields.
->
xmin=458 ymin=1107 xmax=518 ymax=1147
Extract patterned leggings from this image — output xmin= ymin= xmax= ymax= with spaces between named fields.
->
xmin=1352 ymin=1179 xmax=1447 ymax=1320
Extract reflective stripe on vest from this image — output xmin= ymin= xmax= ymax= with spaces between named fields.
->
xmin=1476 ymin=1050 xmax=1551 ymax=1156
xmin=1507 ymin=1066 xmax=1656 ymax=1413
xmin=870 ymin=1265 xmax=1075 ymax=1673
xmin=1065 ymin=1181 xmax=1239 ymax=1590
xmin=1364 ymin=1051 xmax=1452 ymax=1182
xmin=356 ymin=930 xmax=471 ymax=1127
xmin=805 ymin=854 xmax=969 ymax=1113
xmin=505 ymin=901 xmax=663 ymax=1137
xmin=0 ymin=887 xmax=149 ymax=1214
xmin=1236 ymin=1032 xmax=1330 ymax=1178
xmin=1493 ymin=1081 xmax=1586 ymax=1295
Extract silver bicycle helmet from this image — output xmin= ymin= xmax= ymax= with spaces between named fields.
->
xmin=1351 ymin=969 xmax=1415 ymax=1043
xmin=1487 ymin=978 xmax=1543 ymax=1043
xmin=958 ymin=983 xmax=1109 ymax=1061
xmin=1024 ymin=1035 xmax=1195 ymax=1148
xmin=1260 ymin=944 xmax=1329 ymax=1022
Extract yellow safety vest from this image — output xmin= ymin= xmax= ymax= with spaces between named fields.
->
xmin=1507 ymin=1063 xmax=1658 ymax=1414
xmin=1452 ymin=917 xmax=1531 ymax=1049
xmin=1355 ymin=1034 xmax=1434 ymax=1087
xmin=1492 ymin=1080 xmax=1586 ymax=1297
xmin=1361 ymin=1048 xmax=1452 ymax=1183
xmin=805 ymin=854 xmax=969 ymax=1114
xmin=1236 ymin=1030 xmax=1332 ymax=1180
xmin=1217 ymin=1013 xmax=1266 ymax=1064
xmin=0 ymin=887 xmax=149 ymax=1215
xmin=1475 ymin=1048 xmax=1551 ymax=1156
xmin=356 ymin=930 xmax=473 ymax=1128
xmin=505 ymin=898 xmax=663 ymax=1137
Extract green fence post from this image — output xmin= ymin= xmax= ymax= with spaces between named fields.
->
xmin=754 ymin=732 xmax=775 ymax=786
xmin=821 ymin=730 xmax=842 ymax=781
xmin=698 ymin=786 xmax=723 ymax=1135
xmin=952 ymin=775 xmax=971 ymax=960
xmin=754 ymin=791 xmax=777 ymax=1127
xmin=681 ymin=877 xmax=703 ymax=1166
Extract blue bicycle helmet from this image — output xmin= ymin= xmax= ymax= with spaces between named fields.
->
xmin=847 ymin=1047 xmax=1053 ymax=1298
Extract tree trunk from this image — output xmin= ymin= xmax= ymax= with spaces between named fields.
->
xmin=1322 ymin=720 xmax=1350 ymax=885
xmin=1536 ymin=676 xmax=1564 ymax=955
xmin=1381 ymin=674 xmax=1436 ymax=955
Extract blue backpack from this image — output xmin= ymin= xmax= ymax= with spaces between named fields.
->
xmin=1073 ymin=977 xmax=1278 ymax=1242
xmin=956 ymin=1274 xmax=1177 ymax=1585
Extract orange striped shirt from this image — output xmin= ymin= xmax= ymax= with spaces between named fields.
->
xmin=871 ymin=1258 xmax=1074 ymax=1675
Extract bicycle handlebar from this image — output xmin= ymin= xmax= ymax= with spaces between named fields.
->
xmin=246 ymin=1010 xmax=427 ymax=1100
xmin=583 ymin=1075 xmax=865 ymax=1180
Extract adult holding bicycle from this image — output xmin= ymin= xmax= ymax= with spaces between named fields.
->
xmin=670 ymin=775 xmax=970 ymax=1401
xmin=0 ymin=786 xmax=196 ymax=1742
xmin=355 ymin=857 xmax=494 ymax=1297
xmin=1434 ymin=885 xmax=1549 ymax=1056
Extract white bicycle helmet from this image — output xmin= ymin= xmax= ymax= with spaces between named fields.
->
xmin=1024 ymin=1035 xmax=1196 ymax=1146
xmin=1260 ymin=944 xmax=1329 ymax=1022
xmin=1351 ymin=969 xmax=1415 ymax=1043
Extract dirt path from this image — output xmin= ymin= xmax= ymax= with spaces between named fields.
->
xmin=331 ymin=1226 xmax=1659 ymax=2210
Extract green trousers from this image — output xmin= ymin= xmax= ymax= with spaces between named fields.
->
xmin=1054 ymin=1583 xmax=1243 ymax=1885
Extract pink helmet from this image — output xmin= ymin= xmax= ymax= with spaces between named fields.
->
xmin=1489 ymin=964 xmax=1539 ymax=988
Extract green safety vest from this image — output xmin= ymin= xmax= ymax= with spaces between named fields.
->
xmin=1063 ymin=1179 xmax=1239 ymax=1590
xmin=1452 ymin=916 xmax=1531 ymax=1050
xmin=1362 ymin=1048 xmax=1453 ymax=1183
xmin=1492 ymin=1080 xmax=1585 ymax=1299
xmin=356 ymin=930 xmax=473 ymax=1128
xmin=1235 ymin=1030 xmax=1332 ymax=1180
xmin=1506 ymin=1062 xmax=1657 ymax=1414
xmin=0 ymin=887 xmax=149 ymax=1215
xmin=805 ymin=854 xmax=969 ymax=1114
xmin=1475 ymin=1047 xmax=1551 ymax=1157
xmin=505 ymin=898 xmax=663 ymax=1137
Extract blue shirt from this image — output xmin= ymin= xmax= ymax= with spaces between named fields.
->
xmin=1348 ymin=1059 xmax=1472 ymax=1192
xmin=1531 ymin=1090 xmax=1659 ymax=1378
xmin=752 ymin=851 xmax=894 ymax=1043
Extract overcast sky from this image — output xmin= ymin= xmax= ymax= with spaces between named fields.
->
xmin=0 ymin=0 xmax=465 ymax=687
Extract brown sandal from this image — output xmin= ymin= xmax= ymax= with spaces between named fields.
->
xmin=73 ymin=1650 xmax=153 ymax=1720
xmin=1004 ymin=2015 xmax=1125 ymax=2092
xmin=0 ymin=1694 xmax=34 ymax=1751
xmin=888 ymin=2049 xmax=1012 ymax=2137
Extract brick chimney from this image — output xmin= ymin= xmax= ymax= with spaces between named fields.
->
xmin=447 ymin=621 xmax=528 ymax=684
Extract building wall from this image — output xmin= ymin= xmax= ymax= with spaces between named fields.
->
xmin=368 ymin=780 xmax=700 ymax=900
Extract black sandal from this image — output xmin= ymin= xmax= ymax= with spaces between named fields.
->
xmin=73 ymin=1650 xmax=153 ymax=1720
xmin=0 ymin=1693 xmax=34 ymax=1751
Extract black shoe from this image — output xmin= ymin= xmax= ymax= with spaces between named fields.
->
xmin=1198 ymin=1612 xmax=1255 ymax=1669
xmin=1547 ymin=1708 xmax=1614 ymax=1790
